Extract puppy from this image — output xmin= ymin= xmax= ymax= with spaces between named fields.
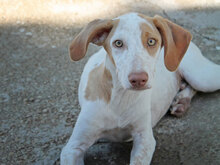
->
xmin=61 ymin=13 xmax=220 ymax=165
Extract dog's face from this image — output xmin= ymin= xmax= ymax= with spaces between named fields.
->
xmin=69 ymin=13 xmax=192 ymax=90
xmin=104 ymin=13 xmax=162 ymax=90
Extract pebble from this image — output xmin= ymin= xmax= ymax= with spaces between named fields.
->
xmin=19 ymin=28 xmax=25 ymax=33
xmin=216 ymin=46 xmax=220 ymax=50
xmin=25 ymin=32 xmax=32 ymax=36
xmin=29 ymin=97 xmax=35 ymax=102
xmin=24 ymin=97 xmax=35 ymax=103
xmin=0 ymin=93 xmax=10 ymax=103
xmin=35 ymin=99 xmax=40 ymax=103
xmin=43 ymin=114 xmax=48 ymax=117
xmin=9 ymin=152 xmax=13 ymax=156
xmin=42 ymin=109 xmax=48 ymax=113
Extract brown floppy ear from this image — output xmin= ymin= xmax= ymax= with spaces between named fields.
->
xmin=153 ymin=15 xmax=192 ymax=71
xmin=69 ymin=19 xmax=114 ymax=61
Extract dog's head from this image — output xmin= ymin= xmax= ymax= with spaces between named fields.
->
xmin=69 ymin=13 xmax=192 ymax=90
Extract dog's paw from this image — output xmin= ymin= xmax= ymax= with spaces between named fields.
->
xmin=60 ymin=147 xmax=74 ymax=165
xmin=60 ymin=146 xmax=84 ymax=165
xmin=170 ymin=97 xmax=191 ymax=117
xmin=170 ymin=82 xmax=196 ymax=118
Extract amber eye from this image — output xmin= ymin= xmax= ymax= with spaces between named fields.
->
xmin=114 ymin=40 xmax=123 ymax=48
xmin=147 ymin=38 xmax=156 ymax=46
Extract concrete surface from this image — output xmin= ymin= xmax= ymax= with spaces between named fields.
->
xmin=0 ymin=1 xmax=220 ymax=165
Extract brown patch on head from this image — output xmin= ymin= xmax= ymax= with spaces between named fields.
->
xmin=103 ymin=19 xmax=120 ymax=66
xmin=85 ymin=63 xmax=113 ymax=103
xmin=140 ymin=23 xmax=162 ymax=56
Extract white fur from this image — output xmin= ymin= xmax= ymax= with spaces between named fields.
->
xmin=61 ymin=13 xmax=220 ymax=165
xmin=112 ymin=13 xmax=158 ymax=89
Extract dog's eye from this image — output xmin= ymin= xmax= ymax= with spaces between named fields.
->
xmin=147 ymin=38 xmax=156 ymax=46
xmin=114 ymin=40 xmax=123 ymax=48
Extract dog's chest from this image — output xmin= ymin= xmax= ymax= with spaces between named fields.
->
xmin=97 ymin=93 xmax=150 ymax=142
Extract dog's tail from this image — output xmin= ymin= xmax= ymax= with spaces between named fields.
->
xmin=178 ymin=42 xmax=220 ymax=92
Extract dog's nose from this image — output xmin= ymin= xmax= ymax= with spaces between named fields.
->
xmin=128 ymin=72 xmax=148 ymax=89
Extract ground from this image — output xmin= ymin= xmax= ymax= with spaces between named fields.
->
xmin=0 ymin=0 xmax=220 ymax=165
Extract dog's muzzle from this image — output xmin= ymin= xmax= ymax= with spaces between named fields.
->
xmin=128 ymin=72 xmax=150 ymax=90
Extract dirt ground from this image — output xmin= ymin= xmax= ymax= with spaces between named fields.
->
xmin=0 ymin=0 xmax=220 ymax=165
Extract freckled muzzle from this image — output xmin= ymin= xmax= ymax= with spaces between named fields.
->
xmin=128 ymin=72 xmax=149 ymax=90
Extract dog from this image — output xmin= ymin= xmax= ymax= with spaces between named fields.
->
xmin=60 ymin=12 xmax=220 ymax=165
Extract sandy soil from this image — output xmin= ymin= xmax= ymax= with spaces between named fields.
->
xmin=0 ymin=0 xmax=220 ymax=165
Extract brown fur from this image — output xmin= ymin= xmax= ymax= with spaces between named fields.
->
xmin=153 ymin=15 xmax=192 ymax=71
xmin=104 ymin=19 xmax=120 ymax=66
xmin=140 ymin=23 xmax=161 ymax=56
xmin=69 ymin=19 xmax=114 ymax=61
xmin=85 ymin=63 xmax=113 ymax=103
xmin=139 ymin=13 xmax=192 ymax=71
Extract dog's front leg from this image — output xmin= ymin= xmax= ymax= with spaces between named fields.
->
xmin=130 ymin=127 xmax=156 ymax=165
xmin=60 ymin=108 xmax=101 ymax=165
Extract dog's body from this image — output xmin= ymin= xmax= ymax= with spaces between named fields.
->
xmin=61 ymin=13 xmax=220 ymax=165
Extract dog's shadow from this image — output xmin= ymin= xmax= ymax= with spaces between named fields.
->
xmin=84 ymin=141 xmax=132 ymax=165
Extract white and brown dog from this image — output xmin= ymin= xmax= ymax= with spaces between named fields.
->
xmin=61 ymin=13 xmax=220 ymax=165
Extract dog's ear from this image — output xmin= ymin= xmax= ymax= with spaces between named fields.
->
xmin=69 ymin=19 xmax=114 ymax=61
xmin=153 ymin=15 xmax=192 ymax=71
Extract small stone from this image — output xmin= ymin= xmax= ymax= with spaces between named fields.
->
xmin=0 ymin=93 xmax=10 ymax=103
xmin=9 ymin=152 xmax=13 ymax=156
xmin=29 ymin=97 xmax=35 ymax=102
xmin=216 ymin=46 xmax=220 ymax=50
xmin=42 ymin=109 xmax=48 ymax=113
xmin=35 ymin=99 xmax=40 ymax=103
xmin=24 ymin=98 xmax=35 ymax=103
xmin=19 ymin=28 xmax=25 ymax=33
xmin=37 ymin=95 xmax=42 ymax=99
xmin=66 ymin=118 xmax=72 ymax=123
xmin=25 ymin=32 xmax=32 ymax=36
xmin=42 ymin=143 xmax=50 ymax=149
xmin=52 ymin=45 xmax=56 ymax=48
